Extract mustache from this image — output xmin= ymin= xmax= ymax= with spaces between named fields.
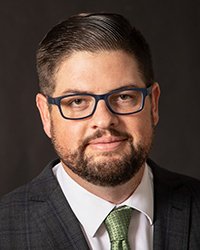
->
xmin=81 ymin=128 xmax=133 ymax=148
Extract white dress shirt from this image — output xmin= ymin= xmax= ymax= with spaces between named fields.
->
xmin=53 ymin=162 xmax=154 ymax=250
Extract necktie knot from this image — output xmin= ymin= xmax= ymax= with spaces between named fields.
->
xmin=104 ymin=206 xmax=133 ymax=249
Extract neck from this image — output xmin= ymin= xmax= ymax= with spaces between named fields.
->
xmin=62 ymin=163 xmax=145 ymax=204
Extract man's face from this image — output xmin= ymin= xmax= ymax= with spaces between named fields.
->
xmin=37 ymin=50 xmax=160 ymax=187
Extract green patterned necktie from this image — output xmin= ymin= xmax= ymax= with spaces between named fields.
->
xmin=104 ymin=206 xmax=133 ymax=250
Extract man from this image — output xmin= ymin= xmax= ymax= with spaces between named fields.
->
xmin=0 ymin=12 xmax=200 ymax=250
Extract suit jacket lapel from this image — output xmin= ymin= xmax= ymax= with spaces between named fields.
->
xmin=28 ymin=160 xmax=90 ymax=250
xmin=149 ymin=160 xmax=191 ymax=250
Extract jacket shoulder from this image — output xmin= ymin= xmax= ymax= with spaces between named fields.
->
xmin=148 ymin=159 xmax=200 ymax=195
xmin=0 ymin=159 xmax=59 ymax=249
xmin=148 ymin=159 xmax=200 ymax=249
xmin=1 ymin=159 xmax=58 ymax=201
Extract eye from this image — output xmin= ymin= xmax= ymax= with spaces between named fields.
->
xmin=109 ymin=90 xmax=141 ymax=108
xmin=61 ymin=95 xmax=93 ymax=111
xmin=115 ymin=92 xmax=138 ymax=103
xmin=71 ymin=98 xmax=85 ymax=106
xmin=119 ymin=94 xmax=132 ymax=100
xmin=64 ymin=97 xmax=88 ymax=108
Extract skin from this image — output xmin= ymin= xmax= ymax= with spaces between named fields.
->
xmin=36 ymin=50 xmax=160 ymax=204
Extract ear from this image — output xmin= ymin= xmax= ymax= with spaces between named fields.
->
xmin=151 ymin=82 xmax=160 ymax=126
xmin=36 ymin=93 xmax=52 ymax=138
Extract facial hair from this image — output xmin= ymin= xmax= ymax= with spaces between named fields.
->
xmin=51 ymin=126 xmax=153 ymax=187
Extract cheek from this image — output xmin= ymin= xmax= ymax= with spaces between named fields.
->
xmin=51 ymin=118 xmax=87 ymax=150
xmin=124 ymin=111 xmax=153 ymax=145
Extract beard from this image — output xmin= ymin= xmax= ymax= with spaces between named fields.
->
xmin=51 ymin=126 xmax=153 ymax=187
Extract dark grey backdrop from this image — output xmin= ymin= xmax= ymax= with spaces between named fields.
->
xmin=0 ymin=0 xmax=200 ymax=196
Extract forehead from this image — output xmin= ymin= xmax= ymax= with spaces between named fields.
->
xmin=54 ymin=50 xmax=144 ymax=95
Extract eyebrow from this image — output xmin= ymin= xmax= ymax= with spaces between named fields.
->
xmin=59 ymin=84 xmax=139 ymax=96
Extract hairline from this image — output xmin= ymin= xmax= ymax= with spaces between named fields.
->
xmin=47 ymin=48 xmax=148 ymax=96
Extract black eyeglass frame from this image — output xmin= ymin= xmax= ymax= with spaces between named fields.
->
xmin=47 ymin=85 xmax=152 ymax=120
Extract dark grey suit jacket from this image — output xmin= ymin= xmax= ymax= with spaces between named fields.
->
xmin=0 ymin=159 xmax=200 ymax=249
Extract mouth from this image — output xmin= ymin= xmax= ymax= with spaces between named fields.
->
xmin=87 ymin=136 xmax=128 ymax=152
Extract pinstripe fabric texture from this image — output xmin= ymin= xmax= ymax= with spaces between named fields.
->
xmin=0 ymin=159 xmax=200 ymax=249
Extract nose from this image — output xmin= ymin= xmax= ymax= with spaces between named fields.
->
xmin=90 ymin=100 xmax=119 ymax=129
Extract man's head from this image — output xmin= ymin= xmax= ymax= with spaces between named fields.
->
xmin=36 ymin=13 xmax=160 ymax=187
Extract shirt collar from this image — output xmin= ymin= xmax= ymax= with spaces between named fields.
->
xmin=120 ymin=164 xmax=154 ymax=225
xmin=53 ymin=162 xmax=154 ymax=237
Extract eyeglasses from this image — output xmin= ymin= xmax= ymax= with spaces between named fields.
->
xmin=47 ymin=85 xmax=152 ymax=120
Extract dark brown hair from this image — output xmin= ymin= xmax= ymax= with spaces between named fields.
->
xmin=36 ymin=13 xmax=154 ymax=95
